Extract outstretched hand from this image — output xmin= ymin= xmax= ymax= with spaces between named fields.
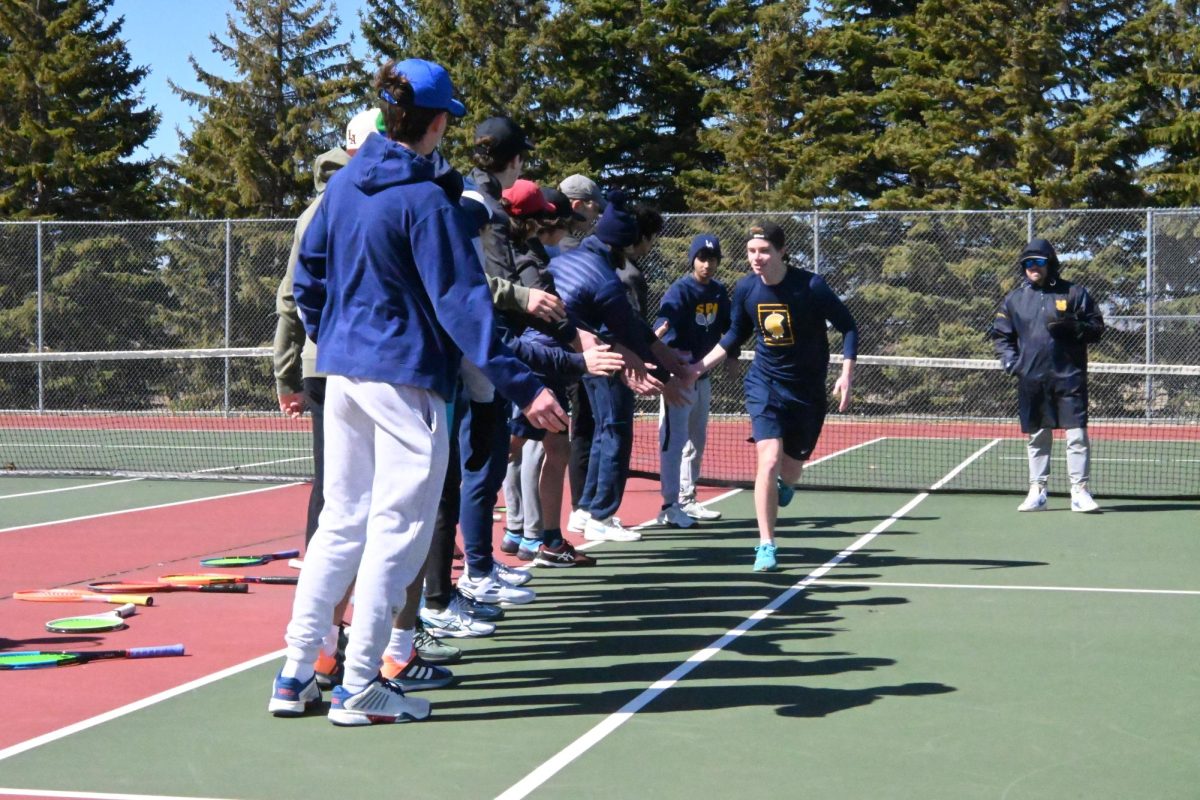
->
xmin=522 ymin=388 xmax=569 ymax=432
xmin=583 ymin=343 xmax=624 ymax=376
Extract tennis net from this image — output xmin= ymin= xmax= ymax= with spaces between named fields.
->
xmin=0 ymin=349 xmax=1196 ymax=497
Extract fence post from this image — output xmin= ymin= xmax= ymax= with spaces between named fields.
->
xmin=1145 ymin=209 xmax=1154 ymax=419
xmin=812 ymin=210 xmax=820 ymax=274
xmin=36 ymin=221 xmax=44 ymax=412
xmin=224 ymin=220 xmax=232 ymax=416
xmin=1026 ymin=209 xmax=1034 ymax=240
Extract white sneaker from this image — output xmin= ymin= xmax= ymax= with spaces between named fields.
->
xmin=419 ymin=602 xmax=495 ymax=638
xmin=584 ymin=515 xmax=643 ymax=542
xmin=457 ymin=565 xmax=536 ymax=606
xmin=655 ymin=503 xmax=697 ymax=528
xmin=1071 ymin=483 xmax=1100 ymax=513
xmin=567 ymin=508 xmax=591 ymax=533
xmin=680 ymin=500 xmax=721 ymax=520
xmin=1017 ymin=483 xmax=1047 ymax=512
xmin=327 ymin=675 xmax=431 ymax=726
xmin=496 ymin=561 xmax=532 ymax=587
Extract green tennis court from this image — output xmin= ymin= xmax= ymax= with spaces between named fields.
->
xmin=3 ymin=444 xmax=1198 ymax=799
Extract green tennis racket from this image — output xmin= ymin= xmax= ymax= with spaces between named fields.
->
xmin=0 ymin=644 xmax=184 ymax=670
xmin=45 ymin=603 xmax=137 ymax=633
xmin=200 ymin=548 xmax=299 ymax=568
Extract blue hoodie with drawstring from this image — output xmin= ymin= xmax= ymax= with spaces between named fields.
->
xmin=293 ymin=133 xmax=543 ymax=409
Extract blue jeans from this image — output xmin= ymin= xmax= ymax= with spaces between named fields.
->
xmin=458 ymin=395 xmax=512 ymax=577
xmin=578 ymin=375 xmax=634 ymax=520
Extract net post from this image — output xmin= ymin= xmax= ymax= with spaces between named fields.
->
xmin=1145 ymin=209 xmax=1155 ymax=419
xmin=812 ymin=210 xmax=820 ymax=274
xmin=224 ymin=220 xmax=232 ymax=416
xmin=36 ymin=221 xmax=44 ymax=412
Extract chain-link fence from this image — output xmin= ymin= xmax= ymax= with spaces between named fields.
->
xmin=1 ymin=211 xmax=1197 ymax=493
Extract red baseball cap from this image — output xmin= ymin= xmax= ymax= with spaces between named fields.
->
xmin=502 ymin=179 xmax=555 ymax=218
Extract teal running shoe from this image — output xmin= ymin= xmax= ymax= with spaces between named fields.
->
xmin=753 ymin=542 xmax=778 ymax=572
xmin=776 ymin=477 xmax=794 ymax=507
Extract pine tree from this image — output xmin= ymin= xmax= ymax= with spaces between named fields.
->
xmin=0 ymin=0 xmax=159 ymax=220
xmin=359 ymin=0 xmax=549 ymax=173
xmin=169 ymin=0 xmax=363 ymax=218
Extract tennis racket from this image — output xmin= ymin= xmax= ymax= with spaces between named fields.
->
xmin=45 ymin=603 xmax=137 ymax=633
xmin=87 ymin=580 xmax=248 ymax=594
xmin=158 ymin=573 xmax=298 ymax=586
xmin=0 ymin=644 xmax=184 ymax=670
xmin=199 ymin=548 xmax=300 ymax=568
xmin=14 ymin=589 xmax=154 ymax=606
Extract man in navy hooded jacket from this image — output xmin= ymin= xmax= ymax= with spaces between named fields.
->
xmin=989 ymin=238 xmax=1105 ymax=513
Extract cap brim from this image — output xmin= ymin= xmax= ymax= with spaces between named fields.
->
xmin=448 ymin=99 xmax=467 ymax=118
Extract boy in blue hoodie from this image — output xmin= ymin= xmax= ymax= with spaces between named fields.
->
xmin=269 ymin=59 xmax=565 ymax=726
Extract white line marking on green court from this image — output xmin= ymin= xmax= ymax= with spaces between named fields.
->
xmin=0 ymin=483 xmax=302 ymax=534
xmin=803 ymin=436 xmax=887 ymax=468
xmin=812 ymin=579 xmax=1200 ymax=596
xmin=0 ymin=789 xmax=237 ymax=800
xmin=0 ymin=649 xmax=285 ymax=766
xmin=496 ymin=439 xmax=1001 ymax=800
xmin=0 ymin=478 xmax=142 ymax=500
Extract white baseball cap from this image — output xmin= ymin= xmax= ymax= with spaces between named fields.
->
xmin=345 ymin=108 xmax=382 ymax=152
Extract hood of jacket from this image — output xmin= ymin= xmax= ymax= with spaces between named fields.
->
xmin=1018 ymin=238 xmax=1061 ymax=284
xmin=312 ymin=146 xmax=350 ymax=193
xmin=348 ymin=133 xmax=448 ymax=196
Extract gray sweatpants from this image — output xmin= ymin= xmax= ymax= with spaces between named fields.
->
xmin=1027 ymin=427 xmax=1090 ymax=487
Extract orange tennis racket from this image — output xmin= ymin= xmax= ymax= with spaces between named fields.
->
xmin=14 ymin=589 xmax=154 ymax=606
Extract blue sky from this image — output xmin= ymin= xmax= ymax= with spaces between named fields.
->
xmin=110 ymin=0 xmax=369 ymax=160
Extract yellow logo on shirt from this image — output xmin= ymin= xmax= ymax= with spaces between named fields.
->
xmin=757 ymin=304 xmax=794 ymax=346
xmin=1055 ymin=299 xmax=1068 ymax=312
xmin=694 ymin=302 xmax=719 ymax=329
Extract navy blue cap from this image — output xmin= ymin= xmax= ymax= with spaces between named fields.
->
xmin=688 ymin=233 xmax=722 ymax=263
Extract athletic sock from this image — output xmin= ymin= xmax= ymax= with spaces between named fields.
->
xmin=542 ymin=528 xmax=563 ymax=548
xmin=503 ymin=529 xmax=522 ymax=544
xmin=661 ymin=503 xmax=672 ymax=510
xmin=384 ymin=627 xmax=415 ymax=666
xmin=281 ymin=658 xmax=315 ymax=682
xmin=520 ymin=536 xmax=541 ymax=550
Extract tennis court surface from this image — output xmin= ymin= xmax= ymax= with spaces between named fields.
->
xmin=3 ymin=439 xmax=1199 ymax=800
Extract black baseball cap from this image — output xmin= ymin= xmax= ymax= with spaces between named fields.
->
xmin=748 ymin=221 xmax=786 ymax=251
xmin=473 ymin=116 xmax=534 ymax=163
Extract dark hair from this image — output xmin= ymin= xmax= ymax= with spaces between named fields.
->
xmin=373 ymin=61 xmax=443 ymax=144
xmin=630 ymin=203 xmax=663 ymax=245
xmin=472 ymin=138 xmax=517 ymax=173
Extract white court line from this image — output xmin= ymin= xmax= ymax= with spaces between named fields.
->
xmin=0 ymin=483 xmax=302 ymax=534
xmin=0 ymin=649 xmax=285 ymax=770
xmin=194 ymin=456 xmax=311 ymax=474
xmin=0 ymin=478 xmax=142 ymax=501
xmin=496 ymin=439 xmax=1002 ymax=800
xmin=804 ymin=436 xmax=887 ymax=468
xmin=0 ymin=789 xmax=237 ymax=800
xmin=812 ymin=579 xmax=1200 ymax=597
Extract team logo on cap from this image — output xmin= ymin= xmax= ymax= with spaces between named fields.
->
xmin=757 ymin=304 xmax=794 ymax=345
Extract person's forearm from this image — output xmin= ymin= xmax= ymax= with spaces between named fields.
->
xmin=698 ymin=345 xmax=728 ymax=374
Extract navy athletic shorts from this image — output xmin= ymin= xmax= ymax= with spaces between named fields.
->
xmin=510 ymin=380 xmax=569 ymax=442
xmin=744 ymin=369 xmax=827 ymax=461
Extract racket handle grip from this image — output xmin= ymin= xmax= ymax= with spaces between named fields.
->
xmin=277 ymin=549 xmax=301 ymax=559
xmin=129 ymin=644 xmax=185 ymax=659
xmin=256 ymin=576 xmax=299 ymax=585
xmin=201 ymin=583 xmax=250 ymax=593
xmin=109 ymin=594 xmax=154 ymax=606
